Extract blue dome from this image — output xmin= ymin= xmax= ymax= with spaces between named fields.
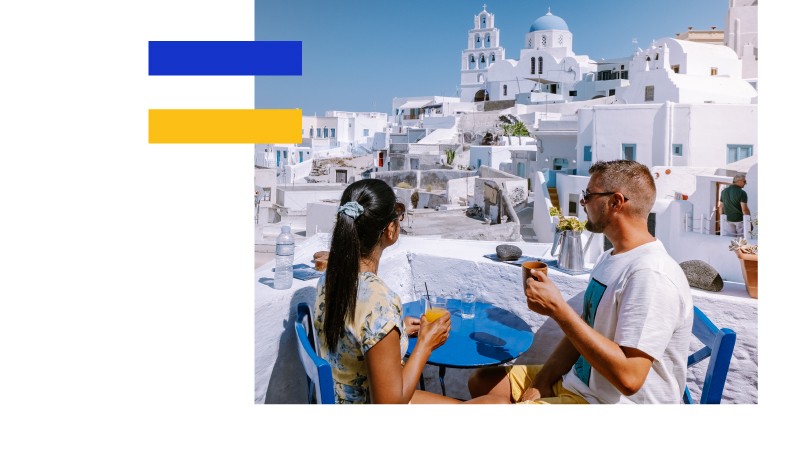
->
xmin=529 ymin=12 xmax=569 ymax=32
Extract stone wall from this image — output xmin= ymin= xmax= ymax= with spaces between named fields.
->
xmin=372 ymin=169 xmax=474 ymax=189
xmin=394 ymin=187 xmax=448 ymax=211
xmin=482 ymin=99 xmax=516 ymax=111
xmin=440 ymin=222 xmax=520 ymax=242
xmin=420 ymin=170 xmax=473 ymax=190
xmin=373 ymin=170 xmax=418 ymax=188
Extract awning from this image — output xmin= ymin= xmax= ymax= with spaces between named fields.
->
xmin=398 ymin=100 xmax=431 ymax=109
xmin=523 ymin=77 xmax=558 ymax=84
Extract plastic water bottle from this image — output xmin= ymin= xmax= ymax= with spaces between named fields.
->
xmin=274 ymin=225 xmax=295 ymax=290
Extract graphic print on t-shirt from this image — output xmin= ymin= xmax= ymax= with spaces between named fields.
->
xmin=572 ymin=277 xmax=607 ymax=385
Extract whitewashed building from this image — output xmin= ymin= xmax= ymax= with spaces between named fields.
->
xmin=575 ymin=102 xmax=756 ymax=174
xmin=617 ymin=38 xmax=756 ymax=105
xmin=254 ymin=111 xmax=388 ymax=168
xmin=573 ymin=36 xmax=758 ymax=174
xmin=725 ymin=0 xmax=758 ymax=80
xmin=391 ymin=96 xmax=475 ymax=129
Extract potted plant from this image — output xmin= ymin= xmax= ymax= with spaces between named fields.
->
xmin=556 ymin=214 xmax=587 ymax=233
xmin=550 ymin=213 xmax=589 ymax=272
xmin=729 ymin=237 xmax=758 ymax=299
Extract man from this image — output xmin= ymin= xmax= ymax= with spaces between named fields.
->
xmin=718 ymin=174 xmax=750 ymax=237
xmin=468 ymin=160 xmax=693 ymax=404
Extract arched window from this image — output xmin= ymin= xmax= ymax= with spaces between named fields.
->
xmin=481 ymin=15 xmax=486 ymax=28
xmin=479 ymin=54 xmax=486 ymax=69
xmin=538 ymin=57 xmax=543 ymax=74
xmin=476 ymin=35 xmax=481 ymax=47
xmin=655 ymin=53 xmax=659 ymax=60
xmin=485 ymin=34 xmax=491 ymax=48
xmin=477 ymin=74 xmax=484 ymax=83
xmin=490 ymin=53 xmax=495 ymax=63
xmin=646 ymin=56 xmax=651 ymax=61
xmin=323 ymin=127 xmax=328 ymax=138
xmin=309 ymin=127 xmax=313 ymax=137
xmin=469 ymin=55 xmax=476 ymax=70
xmin=531 ymin=57 xmax=536 ymax=74
xmin=503 ymin=85 xmax=507 ymax=96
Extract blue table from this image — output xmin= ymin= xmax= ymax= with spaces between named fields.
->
xmin=402 ymin=299 xmax=534 ymax=396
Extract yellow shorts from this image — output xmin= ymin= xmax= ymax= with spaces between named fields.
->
xmin=506 ymin=364 xmax=588 ymax=404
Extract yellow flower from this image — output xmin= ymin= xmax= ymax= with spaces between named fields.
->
xmin=556 ymin=215 xmax=586 ymax=232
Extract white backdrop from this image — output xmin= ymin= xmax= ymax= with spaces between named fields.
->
xmin=0 ymin=1 xmax=792 ymax=449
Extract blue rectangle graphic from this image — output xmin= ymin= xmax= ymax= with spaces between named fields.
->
xmin=149 ymin=41 xmax=301 ymax=76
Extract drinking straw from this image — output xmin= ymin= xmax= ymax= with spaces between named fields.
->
xmin=424 ymin=282 xmax=431 ymax=303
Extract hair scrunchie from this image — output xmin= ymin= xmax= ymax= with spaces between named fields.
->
xmin=337 ymin=201 xmax=364 ymax=219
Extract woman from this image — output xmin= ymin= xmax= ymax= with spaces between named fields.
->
xmin=313 ymin=179 xmax=455 ymax=404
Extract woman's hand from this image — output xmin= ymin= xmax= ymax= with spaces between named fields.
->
xmin=416 ymin=312 xmax=451 ymax=353
xmin=403 ymin=316 xmax=420 ymax=337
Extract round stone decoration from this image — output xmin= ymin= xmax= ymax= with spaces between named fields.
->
xmin=679 ymin=260 xmax=724 ymax=292
xmin=496 ymin=244 xmax=523 ymax=261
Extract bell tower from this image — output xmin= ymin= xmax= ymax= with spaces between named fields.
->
xmin=459 ymin=4 xmax=505 ymax=102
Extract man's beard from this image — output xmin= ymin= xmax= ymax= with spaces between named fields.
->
xmin=584 ymin=208 xmax=609 ymax=233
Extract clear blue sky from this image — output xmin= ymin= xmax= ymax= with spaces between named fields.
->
xmin=255 ymin=0 xmax=729 ymax=115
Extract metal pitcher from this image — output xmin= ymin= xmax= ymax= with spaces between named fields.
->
xmin=550 ymin=230 xmax=594 ymax=273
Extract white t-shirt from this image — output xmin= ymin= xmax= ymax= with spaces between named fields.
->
xmin=561 ymin=240 xmax=694 ymax=404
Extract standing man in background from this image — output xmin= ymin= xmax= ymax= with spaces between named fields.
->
xmin=718 ymin=174 xmax=750 ymax=237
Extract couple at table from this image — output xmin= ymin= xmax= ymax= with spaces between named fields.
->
xmin=314 ymin=161 xmax=693 ymax=404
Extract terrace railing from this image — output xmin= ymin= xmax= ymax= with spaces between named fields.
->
xmin=684 ymin=210 xmax=755 ymax=239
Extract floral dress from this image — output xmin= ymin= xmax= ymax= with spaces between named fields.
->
xmin=313 ymin=272 xmax=408 ymax=404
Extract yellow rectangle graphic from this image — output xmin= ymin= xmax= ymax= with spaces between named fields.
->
xmin=149 ymin=109 xmax=302 ymax=144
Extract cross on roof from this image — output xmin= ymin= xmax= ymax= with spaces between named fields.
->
xmin=482 ymin=4 xmax=487 ymax=11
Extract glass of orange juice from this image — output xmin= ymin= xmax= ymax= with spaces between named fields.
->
xmin=424 ymin=295 xmax=448 ymax=322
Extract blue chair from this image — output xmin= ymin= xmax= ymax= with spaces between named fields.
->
xmin=683 ymin=306 xmax=737 ymax=404
xmin=295 ymin=302 xmax=335 ymax=404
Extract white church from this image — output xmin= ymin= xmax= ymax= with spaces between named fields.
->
xmin=459 ymin=6 xmax=627 ymax=104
